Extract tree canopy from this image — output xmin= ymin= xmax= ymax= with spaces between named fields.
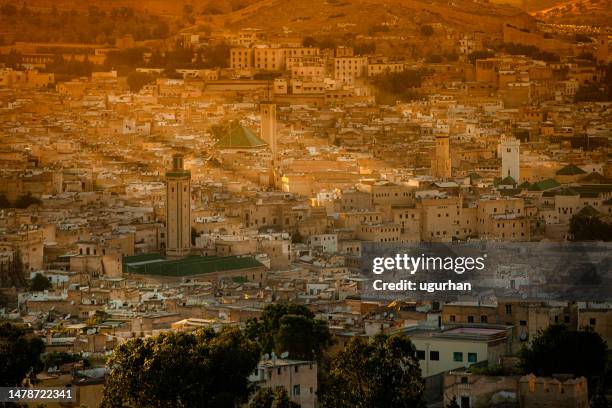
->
xmin=420 ymin=25 xmax=434 ymax=37
xmin=249 ymin=387 xmax=299 ymax=408
xmin=318 ymin=333 xmax=425 ymax=408
xmin=0 ymin=322 xmax=45 ymax=387
xmin=126 ymin=71 xmax=156 ymax=92
xmin=245 ymin=303 xmax=331 ymax=361
xmin=569 ymin=209 xmax=612 ymax=241
xmin=101 ymin=327 xmax=260 ymax=408
xmin=519 ymin=324 xmax=607 ymax=388
xmin=30 ymin=273 xmax=52 ymax=292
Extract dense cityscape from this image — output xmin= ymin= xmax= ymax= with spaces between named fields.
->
xmin=0 ymin=0 xmax=610 ymax=407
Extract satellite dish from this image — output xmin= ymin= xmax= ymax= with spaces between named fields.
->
xmin=280 ymin=352 xmax=289 ymax=359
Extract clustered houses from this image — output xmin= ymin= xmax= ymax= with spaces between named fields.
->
xmin=0 ymin=23 xmax=610 ymax=408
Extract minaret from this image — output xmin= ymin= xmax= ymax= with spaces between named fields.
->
xmin=165 ymin=154 xmax=191 ymax=259
xmin=260 ymin=102 xmax=277 ymax=187
xmin=433 ymin=134 xmax=451 ymax=179
xmin=596 ymin=34 xmax=609 ymax=64
xmin=500 ymin=137 xmax=520 ymax=182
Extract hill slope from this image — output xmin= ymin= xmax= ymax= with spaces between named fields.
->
xmin=219 ymin=0 xmax=535 ymax=36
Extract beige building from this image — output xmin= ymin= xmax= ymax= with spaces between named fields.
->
xmin=409 ymin=326 xmax=511 ymax=378
xmin=334 ymin=56 xmax=368 ymax=84
xmin=250 ymin=359 xmax=318 ymax=408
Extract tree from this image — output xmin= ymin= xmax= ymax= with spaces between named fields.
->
xmin=0 ymin=322 xmax=45 ymax=386
xmin=14 ymin=192 xmax=42 ymax=209
xmin=249 ymin=387 xmax=299 ymax=408
xmin=371 ymin=69 xmax=427 ymax=104
xmin=126 ymin=71 xmax=155 ymax=92
xmin=519 ymin=324 xmax=607 ymax=389
xmin=303 ymin=36 xmax=317 ymax=48
xmin=30 ymin=273 xmax=52 ymax=292
xmin=42 ymin=352 xmax=81 ymax=370
xmin=245 ymin=304 xmax=331 ymax=361
xmin=0 ymin=194 xmax=10 ymax=208
xmin=0 ymin=4 xmax=17 ymax=16
xmin=102 ymin=327 xmax=260 ymax=408
xmin=319 ymin=334 xmax=425 ymax=408
xmin=87 ymin=310 xmax=110 ymax=325
xmin=420 ymin=25 xmax=434 ymax=37
xmin=446 ymin=396 xmax=460 ymax=408
xmin=152 ymin=22 xmax=170 ymax=39
xmin=569 ymin=209 xmax=612 ymax=241
xmin=590 ymin=390 xmax=609 ymax=408
xmin=468 ymin=50 xmax=495 ymax=64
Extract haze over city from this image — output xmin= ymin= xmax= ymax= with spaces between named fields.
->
xmin=0 ymin=0 xmax=610 ymax=407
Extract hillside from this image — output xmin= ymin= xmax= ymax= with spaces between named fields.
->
xmin=1 ymin=0 xmax=261 ymax=17
xmin=531 ymin=0 xmax=611 ymax=27
xmin=217 ymin=0 xmax=535 ymax=37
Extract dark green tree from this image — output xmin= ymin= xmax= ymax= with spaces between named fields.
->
xmin=319 ymin=333 xmax=425 ymax=408
xmin=0 ymin=194 xmax=10 ymax=208
xmin=590 ymin=390 xmax=609 ymax=408
xmin=420 ymin=25 xmax=434 ymax=37
xmin=126 ymin=71 xmax=155 ymax=92
xmin=519 ymin=324 xmax=607 ymax=389
xmin=101 ymin=327 xmax=260 ymax=408
xmin=303 ymin=36 xmax=318 ymax=48
xmin=0 ymin=322 xmax=45 ymax=386
xmin=446 ymin=396 xmax=460 ymax=408
xmin=14 ymin=193 xmax=42 ymax=209
xmin=42 ymin=352 xmax=81 ymax=370
xmin=0 ymin=4 xmax=17 ymax=16
xmin=569 ymin=209 xmax=612 ymax=241
xmin=468 ymin=50 xmax=495 ymax=64
xmin=30 ymin=273 xmax=52 ymax=292
xmin=246 ymin=304 xmax=331 ymax=361
xmin=249 ymin=387 xmax=299 ymax=408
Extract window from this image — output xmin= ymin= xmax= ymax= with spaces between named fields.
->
xmin=430 ymin=351 xmax=439 ymax=361
xmin=293 ymin=385 xmax=300 ymax=396
xmin=416 ymin=350 xmax=425 ymax=360
xmin=505 ymin=305 xmax=512 ymax=315
xmin=453 ymin=352 xmax=463 ymax=362
xmin=294 ymin=366 xmax=299 ymax=373
xmin=468 ymin=353 xmax=477 ymax=363
xmin=450 ymin=315 xmax=456 ymax=322
xmin=589 ymin=318 xmax=596 ymax=326
xmin=461 ymin=396 xmax=470 ymax=408
xmin=480 ymin=315 xmax=488 ymax=323
xmin=519 ymin=320 xmax=527 ymax=326
xmin=564 ymin=316 xmax=570 ymax=324
xmin=461 ymin=376 xmax=468 ymax=384
xmin=467 ymin=316 xmax=474 ymax=323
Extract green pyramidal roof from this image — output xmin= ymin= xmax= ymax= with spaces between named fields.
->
xmin=215 ymin=123 xmax=267 ymax=149
xmin=556 ymin=164 xmax=586 ymax=176
xmin=500 ymin=176 xmax=517 ymax=185
xmin=528 ymin=178 xmax=560 ymax=191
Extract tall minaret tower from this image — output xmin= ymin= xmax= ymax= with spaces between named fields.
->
xmin=433 ymin=134 xmax=451 ymax=179
xmin=165 ymin=154 xmax=191 ymax=259
xmin=260 ymin=102 xmax=278 ymax=187
xmin=500 ymin=137 xmax=520 ymax=182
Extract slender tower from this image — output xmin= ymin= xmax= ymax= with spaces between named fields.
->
xmin=260 ymin=102 xmax=278 ymax=187
xmin=433 ymin=134 xmax=451 ymax=179
xmin=500 ymin=137 xmax=520 ymax=182
xmin=165 ymin=154 xmax=191 ymax=259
